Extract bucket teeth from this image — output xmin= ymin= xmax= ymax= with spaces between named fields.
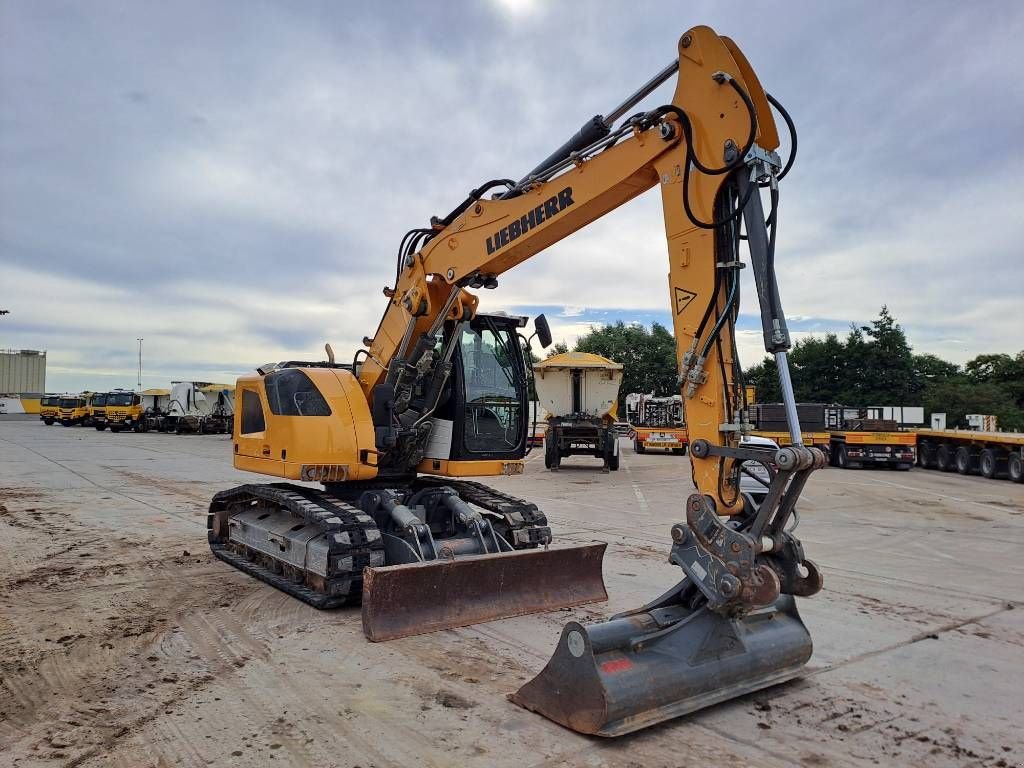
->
xmin=361 ymin=543 xmax=608 ymax=641
xmin=511 ymin=594 xmax=812 ymax=737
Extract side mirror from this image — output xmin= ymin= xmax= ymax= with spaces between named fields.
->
xmin=534 ymin=314 xmax=552 ymax=349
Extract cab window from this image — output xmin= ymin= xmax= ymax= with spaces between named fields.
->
xmin=265 ymin=369 xmax=331 ymax=416
xmin=459 ymin=325 xmax=523 ymax=453
xmin=240 ymin=389 xmax=266 ymax=434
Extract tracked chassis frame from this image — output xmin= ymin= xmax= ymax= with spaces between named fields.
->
xmin=207 ymin=477 xmax=558 ymax=610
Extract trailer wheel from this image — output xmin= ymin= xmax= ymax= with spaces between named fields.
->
xmin=922 ymin=442 xmax=939 ymax=469
xmin=1008 ymin=451 xmax=1024 ymax=483
xmin=979 ymin=449 xmax=998 ymax=479
xmin=935 ymin=443 xmax=955 ymax=472
xmin=633 ymin=439 xmax=645 ymax=454
xmin=954 ymin=446 xmax=973 ymax=475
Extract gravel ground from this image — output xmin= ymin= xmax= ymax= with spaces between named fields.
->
xmin=1 ymin=416 xmax=1022 ymax=767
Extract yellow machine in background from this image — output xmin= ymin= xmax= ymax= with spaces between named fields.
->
xmin=210 ymin=25 xmax=825 ymax=736
xmin=104 ymin=389 xmax=144 ymax=432
xmin=58 ymin=393 xmax=92 ymax=426
xmin=89 ymin=392 xmax=108 ymax=430
xmin=39 ymin=395 xmax=61 ymax=425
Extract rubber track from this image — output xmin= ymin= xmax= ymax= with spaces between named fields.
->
xmin=207 ymin=483 xmax=383 ymax=610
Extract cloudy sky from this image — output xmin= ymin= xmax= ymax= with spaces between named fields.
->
xmin=2 ymin=1 xmax=1022 ymax=393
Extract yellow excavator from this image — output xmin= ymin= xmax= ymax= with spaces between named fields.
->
xmin=209 ymin=24 xmax=825 ymax=736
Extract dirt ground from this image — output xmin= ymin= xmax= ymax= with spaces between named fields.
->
xmin=1 ymin=415 xmax=1022 ymax=767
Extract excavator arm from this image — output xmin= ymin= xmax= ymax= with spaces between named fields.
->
xmin=358 ymin=26 xmax=818 ymax=533
xmin=352 ymin=24 xmax=828 ymax=735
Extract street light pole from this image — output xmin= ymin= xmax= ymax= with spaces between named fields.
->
xmin=137 ymin=338 xmax=143 ymax=390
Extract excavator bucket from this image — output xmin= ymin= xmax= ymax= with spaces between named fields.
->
xmin=361 ymin=543 xmax=608 ymax=641
xmin=511 ymin=592 xmax=812 ymax=737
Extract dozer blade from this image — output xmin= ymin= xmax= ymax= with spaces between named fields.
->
xmin=361 ymin=543 xmax=607 ymax=642
xmin=511 ymin=593 xmax=811 ymax=737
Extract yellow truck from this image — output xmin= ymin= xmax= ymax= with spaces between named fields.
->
xmin=89 ymin=392 xmax=109 ymax=430
xmin=58 ymin=394 xmax=92 ymax=426
xmin=105 ymin=389 xmax=144 ymax=432
xmin=39 ymin=394 xmax=61 ymax=425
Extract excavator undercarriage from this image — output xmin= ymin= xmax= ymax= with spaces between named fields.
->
xmin=208 ymin=477 xmax=607 ymax=640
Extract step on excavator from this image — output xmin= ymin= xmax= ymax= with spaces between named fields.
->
xmin=208 ymin=23 xmax=825 ymax=735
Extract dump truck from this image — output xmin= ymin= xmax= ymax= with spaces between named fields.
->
xmin=626 ymin=393 xmax=688 ymax=454
xmin=533 ymin=352 xmax=623 ymax=471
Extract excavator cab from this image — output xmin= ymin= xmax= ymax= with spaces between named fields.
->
xmin=419 ymin=313 xmax=530 ymax=468
xmin=210 ymin=310 xmax=608 ymax=641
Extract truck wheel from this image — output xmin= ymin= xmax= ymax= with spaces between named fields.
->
xmin=634 ymin=439 xmax=645 ymax=454
xmin=606 ymin=438 xmax=620 ymax=471
xmin=543 ymin=440 xmax=553 ymax=469
xmin=954 ymin=446 xmax=973 ymax=475
xmin=979 ymin=449 xmax=998 ymax=479
xmin=95 ymin=424 xmax=106 ymax=431
xmin=836 ymin=444 xmax=850 ymax=469
xmin=110 ymin=426 xmax=121 ymax=433
xmin=1008 ymin=452 xmax=1024 ymax=483
xmin=43 ymin=418 xmax=54 ymax=425
xmin=935 ymin=444 xmax=955 ymax=472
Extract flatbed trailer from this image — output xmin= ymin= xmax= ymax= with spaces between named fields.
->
xmin=828 ymin=430 xmax=916 ymax=470
xmin=750 ymin=430 xmax=830 ymax=452
xmin=915 ymin=429 xmax=1024 ymax=481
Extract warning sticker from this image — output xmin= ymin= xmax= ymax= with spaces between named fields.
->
xmin=674 ymin=287 xmax=697 ymax=315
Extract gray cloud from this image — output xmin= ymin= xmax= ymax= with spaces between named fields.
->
xmin=2 ymin=1 xmax=1022 ymax=393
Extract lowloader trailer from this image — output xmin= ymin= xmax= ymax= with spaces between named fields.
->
xmin=915 ymin=429 xmax=1024 ymax=481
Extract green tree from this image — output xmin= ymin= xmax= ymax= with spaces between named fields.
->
xmin=964 ymin=352 xmax=1024 ymax=409
xmin=922 ymin=379 xmax=1024 ymax=432
xmin=545 ymin=341 xmax=569 ymax=358
xmin=858 ymin=306 xmax=915 ymax=404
